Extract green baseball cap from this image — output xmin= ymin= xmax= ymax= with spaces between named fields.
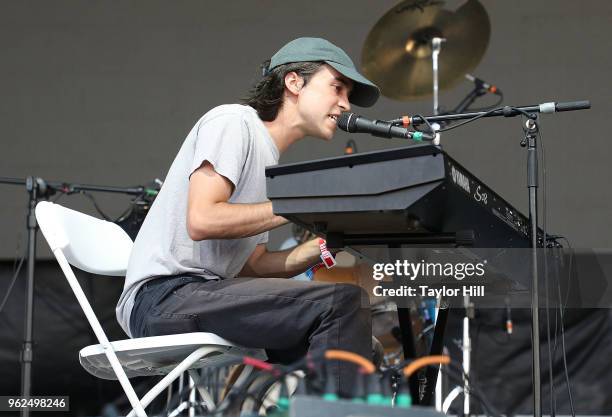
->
xmin=269 ymin=37 xmax=380 ymax=108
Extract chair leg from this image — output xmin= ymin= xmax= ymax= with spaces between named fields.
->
xmin=125 ymin=346 xmax=231 ymax=417
xmin=188 ymin=375 xmax=196 ymax=417
xmin=166 ymin=374 xmax=188 ymax=417
xmin=165 ymin=380 xmax=173 ymax=411
xmin=212 ymin=365 xmax=257 ymax=417
xmin=188 ymin=369 xmax=216 ymax=411
xmin=167 ymin=400 xmax=189 ymax=417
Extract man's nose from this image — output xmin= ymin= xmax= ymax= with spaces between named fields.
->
xmin=339 ymin=93 xmax=351 ymax=112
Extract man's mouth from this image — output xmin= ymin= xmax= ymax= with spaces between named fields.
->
xmin=328 ymin=114 xmax=339 ymax=123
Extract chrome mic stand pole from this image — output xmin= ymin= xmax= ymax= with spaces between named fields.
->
xmin=431 ymin=37 xmax=445 ymax=116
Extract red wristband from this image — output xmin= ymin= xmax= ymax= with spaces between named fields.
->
xmin=319 ymin=238 xmax=336 ymax=269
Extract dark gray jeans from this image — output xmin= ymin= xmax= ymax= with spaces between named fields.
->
xmin=129 ymin=275 xmax=372 ymax=394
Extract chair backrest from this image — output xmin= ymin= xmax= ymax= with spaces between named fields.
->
xmin=35 ymin=201 xmax=133 ymax=276
xmin=36 ymin=201 xmax=148 ymax=416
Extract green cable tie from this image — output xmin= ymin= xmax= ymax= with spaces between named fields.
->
xmin=366 ymin=393 xmax=384 ymax=405
xmin=395 ymin=393 xmax=412 ymax=408
xmin=412 ymin=131 xmax=423 ymax=141
xmin=277 ymin=396 xmax=290 ymax=410
xmin=322 ymin=392 xmax=339 ymax=402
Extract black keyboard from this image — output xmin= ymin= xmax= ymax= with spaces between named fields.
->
xmin=266 ymin=144 xmax=541 ymax=248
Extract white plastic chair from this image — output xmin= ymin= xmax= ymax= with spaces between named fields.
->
xmin=35 ymin=201 xmax=266 ymax=417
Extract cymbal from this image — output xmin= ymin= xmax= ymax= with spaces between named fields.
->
xmin=361 ymin=0 xmax=490 ymax=100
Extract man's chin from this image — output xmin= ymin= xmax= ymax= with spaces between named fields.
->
xmin=323 ymin=126 xmax=337 ymax=141
xmin=311 ymin=130 xmax=334 ymax=141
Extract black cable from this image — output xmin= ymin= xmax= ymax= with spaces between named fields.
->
xmin=33 ymin=284 xmax=89 ymax=334
xmin=76 ymin=190 xmax=113 ymax=221
xmin=548 ymin=238 xmax=574 ymax=417
xmin=1 ymin=208 xmax=28 ymax=316
xmin=451 ymin=363 xmax=501 ymax=417
xmin=436 ymin=106 xmax=535 ymax=134
xmin=440 ymin=365 xmax=500 ymax=417
xmin=222 ymin=367 xmax=286 ymax=416
xmin=73 ymin=189 xmax=141 ymax=224
xmin=557 ymin=237 xmax=576 ymax=417
xmin=51 ymin=191 xmax=65 ymax=203
xmin=465 ymin=93 xmax=504 ymax=112
xmin=244 ymin=361 xmax=307 ymax=412
xmin=524 ymin=116 xmax=574 ymax=417
xmin=411 ymin=114 xmax=436 ymax=137
xmin=435 ymin=107 xmax=502 ymax=133
xmin=163 ymin=368 xmax=233 ymax=416
xmin=165 ymin=359 xmax=288 ymax=417
xmin=558 ymin=277 xmax=575 ymax=417
xmin=535 ymin=117 xmax=555 ymax=417
xmin=389 ymin=358 xmax=499 ymax=417
xmin=0 ymin=248 xmax=26 ymax=314
xmin=11 ymin=230 xmax=24 ymax=275
xmin=113 ymin=205 xmax=135 ymax=223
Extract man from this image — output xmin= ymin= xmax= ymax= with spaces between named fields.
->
xmin=116 ymin=37 xmax=380 ymax=394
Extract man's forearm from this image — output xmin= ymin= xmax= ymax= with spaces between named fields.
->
xmin=188 ymin=201 xmax=287 ymax=240
xmin=251 ymin=239 xmax=322 ymax=278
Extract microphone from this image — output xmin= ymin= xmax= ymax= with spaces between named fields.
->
xmin=465 ymin=74 xmax=502 ymax=95
xmin=538 ymin=100 xmax=591 ymax=113
xmin=337 ymin=113 xmax=436 ymax=141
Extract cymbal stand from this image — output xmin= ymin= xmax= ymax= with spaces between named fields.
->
xmin=431 ymin=37 xmax=445 ymax=116
xmin=430 ymin=37 xmax=446 ymax=144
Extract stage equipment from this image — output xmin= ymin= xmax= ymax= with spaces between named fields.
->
xmin=361 ymin=0 xmax=490 ymax=100
xmin=266 ymin=143 xmax=537 ymax=247
xmin=387 ymin=100 xmax=591 ymax=127
xmin=266 ymin=99 xmax=590 ymax=417
xmin=116 ymin=179 xmax=162 ymax=240
xmin=337 ymin=113 xmax=437 ymax=142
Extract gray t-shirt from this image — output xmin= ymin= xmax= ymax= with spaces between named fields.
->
xmin=116 ymin=104 xmax=279 ymax=336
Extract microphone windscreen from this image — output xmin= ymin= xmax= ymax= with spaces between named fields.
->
xmin=337 ymin=112 xmax=354 ymax=132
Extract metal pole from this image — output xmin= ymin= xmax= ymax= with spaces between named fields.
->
xmin=462 ymin=297 xmax=473 ymax=417
xmin=526 ymin=117 xmax=541 ymax=417
xmin=431 ymin=37 xmax=445 ymax=116
xmin=20 ymin=177 xmax=39 ymax=417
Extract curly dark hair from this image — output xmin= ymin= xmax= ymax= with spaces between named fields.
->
xmin=242 ymin=60 xmax=325 ymax=121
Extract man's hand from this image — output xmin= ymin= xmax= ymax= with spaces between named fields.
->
xmin=187 ymin=161 xmax=288 ymax=240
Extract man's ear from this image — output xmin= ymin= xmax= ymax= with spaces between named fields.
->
xmin=284 ymin=71 xmax=304 ymax=96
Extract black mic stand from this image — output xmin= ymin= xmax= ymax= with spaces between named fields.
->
xmin=0 ymin=177 xmax=56 ymax=417
xmin=453 ymin=87 xmax=488 ymax=113
xmin=0 ymin=176 xmax=145 ymax=417
xmin=523 ymin=114 xmax=543 ymax=417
